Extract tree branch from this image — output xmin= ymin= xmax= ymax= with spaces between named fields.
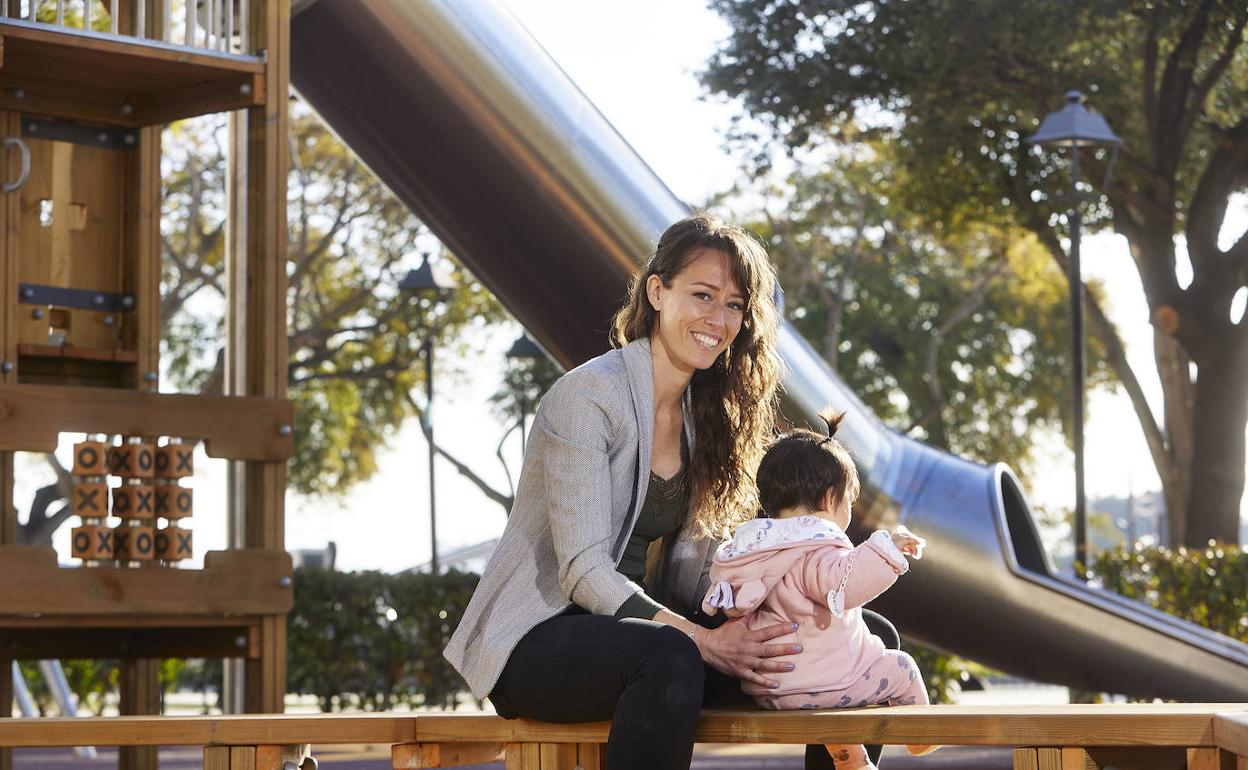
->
xmin=404 ymin=392 xmax=514 ymax=513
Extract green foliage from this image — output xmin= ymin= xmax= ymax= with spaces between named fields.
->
xmin=160 ymin=101 xmax=507 ymax=496
xmin=16 ymin=658 xmax=183 ymax=717
xmin=753 ymin=147 xmax=1112 ymax=476
xmin=286 ymin=567 xmax=478 ymax=711
xmin=900 ymin=641 xmax=989 ymax=705
xmin=1092 ymin=545 xmax=1248 ymax=643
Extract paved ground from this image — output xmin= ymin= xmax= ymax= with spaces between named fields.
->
xmin=12 ymin=744 xmax=1015 ymax=769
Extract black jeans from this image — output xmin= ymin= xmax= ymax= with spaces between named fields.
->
xmin=489 ymin=606 xmax=900 ymax=770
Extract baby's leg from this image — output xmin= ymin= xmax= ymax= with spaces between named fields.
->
xmin=872 ymin=650 xmax=940 ymax=756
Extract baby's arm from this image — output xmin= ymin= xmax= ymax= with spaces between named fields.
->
xmin=798 ymin=531 xmax=915 ymax=613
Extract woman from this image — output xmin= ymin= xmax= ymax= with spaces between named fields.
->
xmin=445 ymin=214 xmax=898 ymax=770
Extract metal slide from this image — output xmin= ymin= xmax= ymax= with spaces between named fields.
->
xmin=289 ymin=0 xmax=1248 ymax=700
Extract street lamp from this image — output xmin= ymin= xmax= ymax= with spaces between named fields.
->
xmin=1027 ymin=90 xmax=1121 ymax=580
xmin=505 ymin=332 xmax=544 ymax=453
xmin=400 ymin=257 xmax=456 ymax=574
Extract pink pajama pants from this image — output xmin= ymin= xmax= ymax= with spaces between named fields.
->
xmin=755 ymin=651 xmax=930 ymax=769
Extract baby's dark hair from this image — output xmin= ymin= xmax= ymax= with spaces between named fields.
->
xmin=756 ymin=408 xmax=861 ymax=517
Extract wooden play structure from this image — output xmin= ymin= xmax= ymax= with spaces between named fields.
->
xmin=0 ymin=705 xmax=1244 ymax=770
xmin=0 ymin=2 xmax=292 ymax=769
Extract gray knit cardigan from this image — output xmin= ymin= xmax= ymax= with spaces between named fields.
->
xmin=443 ymin=337 xmax=718 ymax=698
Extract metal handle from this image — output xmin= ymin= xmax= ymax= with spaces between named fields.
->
xmin=3 ymin=137 xmax=30 ymax=194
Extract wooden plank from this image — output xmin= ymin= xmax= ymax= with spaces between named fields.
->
xmin=0 ymin=546 xmax=292 ymax=615
xmin=205 ymin=746 xmax=231 ymax=770
xmin=1188 ymin=749 xmax=1237 ymax=770
xmin=538 ymin=743 xmax=577 ymax=770
xmin=230 ymin=746 xmax=257 ymax=770
xmin=0 ymin=21 xmax=264 ymax=72
xmin=1035 ymin=747 xmax=1060 ymax=770
xmin=504 ymin=743 xmax=540 ymax=770
xmin=576 ymin=742 xmax=604 ymax=770
xmin=392 ymin=742 xmax=504 ymax=769
xmin=0 ymin=714 xmax=417 ymax=747
xmin=0 ymin=383 xmax=293 ymax=460
xmin=255 ymin=745 xmax=310 ymax=770
xmin=133 ymin=73 xmax=264 ymax=126
xmin=123 ymin=122 xmax=160 ymax=390
xmin=1014 ymin=748 xmax=1040 ymax=770
xmin=411 ymin=707 xmax=1234 ymax=747
xmin=1215 ymin=713 xmax=1248 ymax=758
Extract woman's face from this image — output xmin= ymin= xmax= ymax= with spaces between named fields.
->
xmin=646 ymin=248 xmax=745 ymax=377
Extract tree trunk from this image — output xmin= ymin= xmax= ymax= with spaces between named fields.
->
xmin=1183 ymin=341 xmax=1248 ymax=546
xmin=1154 ymin=329 xmax=1194 ymax=546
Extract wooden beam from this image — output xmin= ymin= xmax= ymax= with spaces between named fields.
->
xmin=410 ymin=707 xmax=1233 ymax=747
xmin=0 ymin=546 xmax=292 ymax=615
xmin=0 ymin=383 xmax=293 ymax=460
xmin=1214 ymin=713 xmax=1248 ymax=759
xmin=1187 ymin=748 xmax=1237 ymax=770
xmin=0 ymin=714 xmax=418 ymax=747
xmin=392 ymin=742 xmax=504 ymax=769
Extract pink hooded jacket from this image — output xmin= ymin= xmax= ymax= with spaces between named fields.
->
xmin=701 ymin=516 xmax=912 ymax=698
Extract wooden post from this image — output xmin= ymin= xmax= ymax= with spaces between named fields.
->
xmin=228 ymin=0 xmax=289 ymax=715
xmin=119 ymin=658 xmax=161 ymax=770
xmin=0 ymin=105 xmax=19 ymax=770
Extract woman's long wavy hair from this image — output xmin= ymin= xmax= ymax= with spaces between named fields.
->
xmin=610 ymin=213 xmax=782 ymax=539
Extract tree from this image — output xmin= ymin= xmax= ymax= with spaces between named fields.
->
xmin=745 ymin=146 xmax=1113 ymax=476
xmin=704 ymin=0 xmax=1248 ymax=546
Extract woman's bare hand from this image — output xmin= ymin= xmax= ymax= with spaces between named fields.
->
xmin=694 ymin=617 xmax=801 ymax=689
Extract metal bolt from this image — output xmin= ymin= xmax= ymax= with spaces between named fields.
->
xmin=278 ymin=424 xmax=292 ymax=437
xmin=121 ymin=295 xmax=136 ymax=309
xmin=97 ymin=132 xmax=108 ymax=144
xmin=92 ymin=294 xmax=106 ymax=307
xmin=235 ymin=635 xmax=247 ymax=649
xmin=102 ymin=315 xmax=116 ymax=327
xmin=13 ymin=89 xmax=25 ymax=99
xmin=120 ymin=103 xmax=134 ymax=115
xmin=123 ymin=133 xmax=136 ymax=146
xmin=144 ymin=371 xmax=157 ymax=383
xmin=278 ymin=576 xmax=292 ymax=588
xmin=1 ymin=362 xmax=12 ymax=374
xmin=32 ymin=308 xmax=44 ymax=320
xmin=20 ymin=286 xmax=33 ymax=300
xmin=239 ymin=83 xmax=252 ymax=95
xmin=27 ymin=122 xmax=36 ymax=133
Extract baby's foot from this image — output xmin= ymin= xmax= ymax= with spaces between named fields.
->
xmin=825 ymin=744 xmax=875 ymax=770
xmin=906 ymin=744 xmax=943 ymax=756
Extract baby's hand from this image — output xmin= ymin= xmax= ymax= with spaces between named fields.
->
xmin=891 ymin=525 xmax=926 ymax=560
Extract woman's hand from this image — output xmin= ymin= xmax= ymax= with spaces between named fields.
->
xmin=694 ymin=617 xmax=801 ymax=689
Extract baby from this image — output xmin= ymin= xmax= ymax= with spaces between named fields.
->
xmin=702 ymin=409 xmax=936 ymax=770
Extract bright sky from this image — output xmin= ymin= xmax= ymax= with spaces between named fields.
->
xmin=30 ymin=0 xmax=1244 ymax=571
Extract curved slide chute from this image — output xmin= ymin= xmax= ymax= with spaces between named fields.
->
xmin=290 ymin=0 xmax=1248 ymax=701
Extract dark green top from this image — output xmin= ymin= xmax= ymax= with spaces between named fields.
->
xmin=614 ymin=438 xmax=690 ymax=620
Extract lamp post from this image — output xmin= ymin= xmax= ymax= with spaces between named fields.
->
xmin=400 ymin=257 xmax=456 ymax=574
xmin=505 ymin=332 xmax=544 ymax=453
xmin=1027 ymin=90 xmax=1121 ymax=580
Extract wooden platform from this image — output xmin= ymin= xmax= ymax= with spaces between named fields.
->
xmin=0 ymin=19 xmax=264 ymax=126
xmin=0 ymin=706 xmax=1243 ymax=770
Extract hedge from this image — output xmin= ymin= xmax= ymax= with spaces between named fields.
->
xmin=286 ymin=567 xmax=479 ymax=711
xmin=1091 ymin=544 xmax=1247 ymax=643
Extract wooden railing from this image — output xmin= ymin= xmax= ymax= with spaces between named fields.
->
xmin=1 ymin=0 xmax=252 ymax=54
xmin=1 ymin=705 xmax=1246 ymax=770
